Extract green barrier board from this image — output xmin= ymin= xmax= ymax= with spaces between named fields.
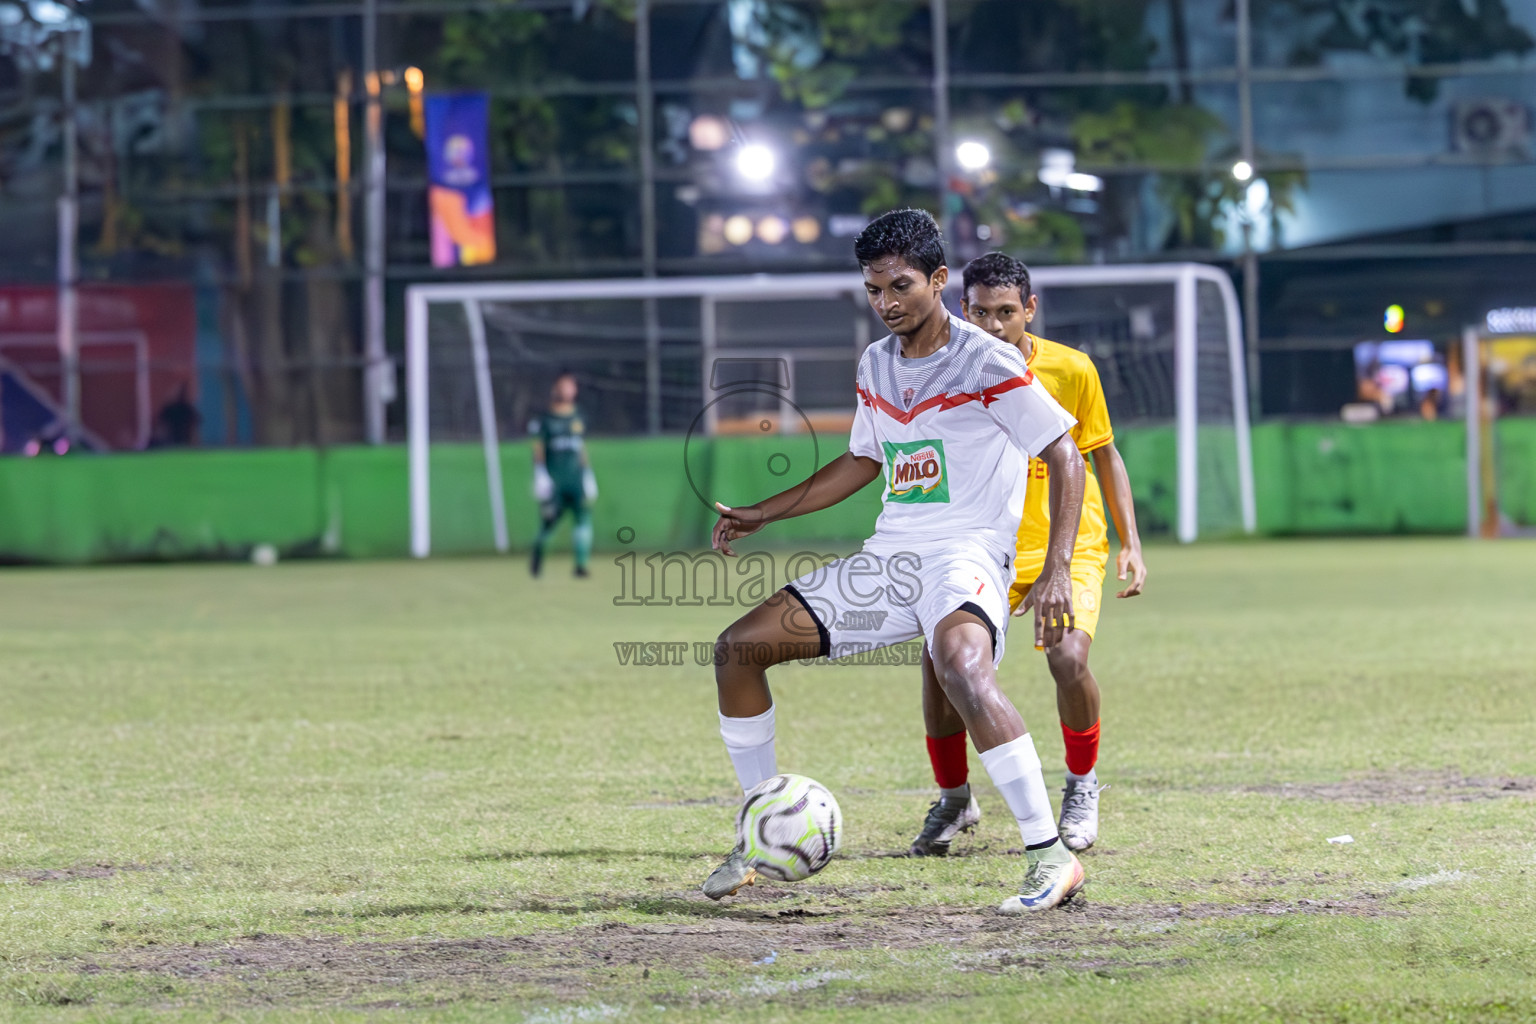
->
xmin=0 ymin=419 xmax=1529 ymax=564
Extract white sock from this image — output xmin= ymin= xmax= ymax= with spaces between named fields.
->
xmin=719 ymin=705 xmax=777 ymax=793
xmin=1067 ymin=767 xmax=1098 ymax=786
xmin=940 ymin=784 xmax=971 ymax=803
xmin=978 ymin=734 xmax=1058 ymax=847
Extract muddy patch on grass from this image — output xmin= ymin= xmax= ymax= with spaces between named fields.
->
xmin=8 ymin=862 xmax=151 ymax=885
xmin=1238 ymin=770 xmax=1536 ymax=805
xmin=77 ymin=891 xmax=1391 ymax=1009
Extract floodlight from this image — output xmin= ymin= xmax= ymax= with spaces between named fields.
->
xmin=723 ymin=215 xmax=754 ymax=246
xmin=955 ymin=140 xmax=991 ymax=172
xmin=756 ymin=216 xmax=789 ymax=245
xmin=737 ymin=143 xmax=776 ymax=181
xmin=1038 ymin=148 xmax=1075 ymax=188
xmin=689 ymin=115 xmax=730 ymax=151
xmin=1232 ymin=160 xmax=1254 ymax=182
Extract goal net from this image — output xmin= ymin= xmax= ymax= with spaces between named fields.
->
xmin=404 ymin=265 xmax=1255 ymax=556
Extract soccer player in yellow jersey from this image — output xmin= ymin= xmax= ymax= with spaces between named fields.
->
xmin=911 ymin=252 xmax=1148 ymax=856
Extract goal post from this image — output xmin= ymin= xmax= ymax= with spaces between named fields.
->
xmin=404 ymin=264 xmax=1256 ymax=557
xmin=1026 ymin=262 xmax=1257 ymax=545
xmin=1462 ymin=319 xmax=1536 ymax=538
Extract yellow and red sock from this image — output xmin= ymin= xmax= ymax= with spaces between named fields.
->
xmin=1061 ymin=719 xmax=1100 ymax=777
xmin=925 ymin=729 xmax=969 ymax=790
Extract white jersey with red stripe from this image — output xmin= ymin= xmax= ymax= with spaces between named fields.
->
xmin=849 ymin=314 xmax=1075 ymax=561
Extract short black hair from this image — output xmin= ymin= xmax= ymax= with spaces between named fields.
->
xmin=962 ymin=252 xmax=1031 ymax=302
xmin=853 ymin=208 xmax=946 ymax=278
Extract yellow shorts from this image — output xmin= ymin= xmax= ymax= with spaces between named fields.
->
xmin=1008 ymin=557 xmax=1107 ymax=644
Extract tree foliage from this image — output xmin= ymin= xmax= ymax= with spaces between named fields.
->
xmin=1269 ymin=0 xmax=1534 ymax=101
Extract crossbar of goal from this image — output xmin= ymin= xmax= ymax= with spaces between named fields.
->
xmin=404 ymin=262 xmax=1256 ymax=557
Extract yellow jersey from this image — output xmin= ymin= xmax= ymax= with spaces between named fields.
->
xmin=1015 ymin=333 xmax=1113 ymax=576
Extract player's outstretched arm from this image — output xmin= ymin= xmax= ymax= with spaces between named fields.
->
xmin=712 ymin=452 xmax=881 ymax=556
xmin=1092 ymin=443 xmax=1147 ymax=598
xmin=1018 ymin=433 xmax=1085 ymax=649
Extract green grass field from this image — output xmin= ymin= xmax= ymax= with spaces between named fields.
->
xmin=2 ymin=538 xmax=1534 ymax=1023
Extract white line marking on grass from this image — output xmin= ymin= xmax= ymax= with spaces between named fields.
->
xmin=733 ymin=971 xmax=854 ymax=997
xmin=522 ymin=1003 xmax=626 ymax=1024
xmin=1395 ymin=870 xmax=1467 ymax=891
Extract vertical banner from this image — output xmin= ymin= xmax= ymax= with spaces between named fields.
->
xmin=425 ymin=92 xmax=496 ymax=267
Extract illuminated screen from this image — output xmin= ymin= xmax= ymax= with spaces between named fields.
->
xmin=1354 ymin=340 xmax=1443 ymax=414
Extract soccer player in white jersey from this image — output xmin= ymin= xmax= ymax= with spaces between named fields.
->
xmin=703 ymin=209 xmax=1091 ymax=914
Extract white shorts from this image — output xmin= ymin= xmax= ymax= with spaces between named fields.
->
xmin=783 ymin=545 xmax=1014 ymax=666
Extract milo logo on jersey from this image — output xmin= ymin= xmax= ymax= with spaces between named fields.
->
xmin=882 ymin=439 xmax=949 ymax=503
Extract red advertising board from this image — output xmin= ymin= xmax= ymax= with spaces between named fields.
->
xmin=0 ymin=283 xmax=198 ymax=451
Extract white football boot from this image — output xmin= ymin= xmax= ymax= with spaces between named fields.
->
xmin=996 ymin=842 xmax=1085 ymax=914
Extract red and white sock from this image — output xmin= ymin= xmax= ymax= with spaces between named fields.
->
xmin=977 ymin=734 xmax=1058 ymax=847
xmin=719 ymin=706 xmax=776 ymax=793
xmin=926 ymin=730 xmax=971 ymax=802
xmin=1062 ymin=719 xmax=1100 ymax=784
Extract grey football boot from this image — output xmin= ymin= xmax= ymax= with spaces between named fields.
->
xmin=1057 ymin=776 xmax=1107 ymax=852
xmin=909 ymin=794 xmax=982 ymax=856
xmin=702 ymin=847 xmax=758 ymax=900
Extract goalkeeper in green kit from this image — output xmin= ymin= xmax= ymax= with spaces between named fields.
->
xmin=529 ymin=371 xmax=597 ymax=578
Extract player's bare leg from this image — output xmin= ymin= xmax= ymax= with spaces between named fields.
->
xmin=927 ymin=610 xmax=1084 ymax=913
xmin=714 ymin=587 xmax=825 ymax=717
xmin=1047 ymin=630 xmax=1099 ymax=730
xmin=922 ymin=612 xmax=1108 ymax=852
xmin=911 ymin=646 xmax=980 ymax=856
xmin=704 ymin=589 xmax=825 ymax=899
xmin=1046 ymin=631 xmax=1106 ymax=851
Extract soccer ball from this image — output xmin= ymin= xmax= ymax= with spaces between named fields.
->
xmin=736 ymin=773 xmax=843 ymax=882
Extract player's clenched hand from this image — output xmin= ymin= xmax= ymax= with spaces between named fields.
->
xmin=1018 ymin=565 xmax=1075 ymax=649
xmin=712 ymin=502 xmax=767 ymax=557
xmin=1116 ymin=545 xmax=1147 ymax=598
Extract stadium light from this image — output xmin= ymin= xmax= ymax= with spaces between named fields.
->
xmin=404 ymin=66 xmax=425 ymax=138
xmin=1038 ymin=148 xmax=1075 ymax=189
xmin=1037 ymin=150 xmax=1101 ymax=191
xmin=1232 ymin=160 xmax=1254 ymax=182
xmin=689 ymin=114 xmax=730 ymax=151
xmin=723 ymin=215 xmax=754 ymax=246
xmin=737 ymin=143 xmax=776 ymax=182
xmin=756 ymin=216 xmax=789 ymax=245
xmin=955 ymin=140 xmax=991 ymax=172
